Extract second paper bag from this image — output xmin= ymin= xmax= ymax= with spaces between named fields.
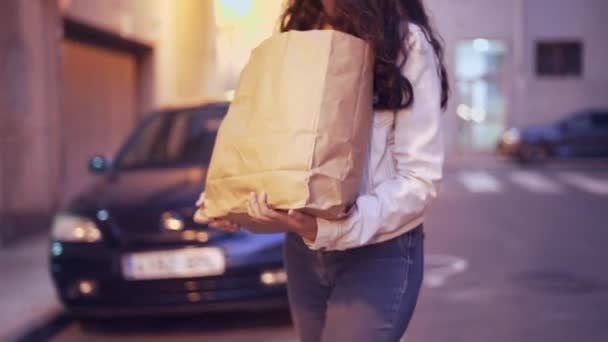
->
xmin=204 ymin=30 xmax=374 ymax=223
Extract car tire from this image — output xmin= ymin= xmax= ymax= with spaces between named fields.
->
xmin=517 ymin=144 xmax=550 ymax=164
xmin=75 ymin=317 xmax=108 ymax=332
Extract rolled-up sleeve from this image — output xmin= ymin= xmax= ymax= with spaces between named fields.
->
xmin=306 ymin=27 xmax=445 ymax=251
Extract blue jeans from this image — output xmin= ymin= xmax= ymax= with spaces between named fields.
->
xmin=283 ymin=224 xmax=424 ymax=342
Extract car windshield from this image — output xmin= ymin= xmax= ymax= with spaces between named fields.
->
xmin=115 ymin=105 xmax=226 ymax=170
xmin=561 ymin=110 xmax=608 ymax=131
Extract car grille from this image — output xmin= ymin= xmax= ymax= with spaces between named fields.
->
xmin=109 ymin=209 xmax=221 ymax=246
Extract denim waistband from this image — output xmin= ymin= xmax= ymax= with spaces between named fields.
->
xmin=286 ymin=222 xmax=424 ymax=254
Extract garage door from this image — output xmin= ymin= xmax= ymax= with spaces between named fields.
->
xmin=60 ymin=39 xmax=138 ymax=201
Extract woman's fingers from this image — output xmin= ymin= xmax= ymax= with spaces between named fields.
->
xmin=258 ymin=191 xmax=274 ymax=217
xmin=209 ymin=218 xmax=239 ymax=232
xmin=247 ymin=193 xmax=259 ymax=218
xmin=195 ymin=192 xmax=238 ymax=231
xmin=193 ymin=208 xmax=211 ymax=224
xmin=195 ymin=192 xmax=206 ymax=207
xmin=248 ymin=192 xmax=258 ymax=217
xmin=249 ymin=191 xmax=265 ymax=218
xmin=200 ymin=190 xmax=311 ymax=236
xmin=249 ymin=191 xmax=283 ymax=222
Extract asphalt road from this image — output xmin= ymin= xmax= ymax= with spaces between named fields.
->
xmin=18 ymin=158 xmax=608 ymax=342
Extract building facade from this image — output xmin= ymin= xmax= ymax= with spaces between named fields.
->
xmin=427 ymin=0 xmax=608 ymax=153
xmin=0 ymin=0 xmax=222 ymax=244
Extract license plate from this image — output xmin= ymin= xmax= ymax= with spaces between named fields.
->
xmin=121 ymin=247 xmax=226 ymax=280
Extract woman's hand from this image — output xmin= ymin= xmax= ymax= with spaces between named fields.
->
xmin=193 ymin=192 xmax=240 ymax=232
xmin=247 ymin=191 xmax=318 ymax=242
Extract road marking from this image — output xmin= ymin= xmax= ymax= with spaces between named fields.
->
xmin=457 ymin=171 xmax=502 ymax=193
xmin=559 ymin=172 xmax=608 ymax=195
xmin=508 ymin=170 xmax=563 ymax=194
xmin=424 ymin=254 xmax=468 ymax=289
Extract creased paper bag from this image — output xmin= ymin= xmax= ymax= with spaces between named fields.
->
xmin=203 ymin=30 xmax=374 ymax=225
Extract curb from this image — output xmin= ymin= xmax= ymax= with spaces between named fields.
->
xmin=1 ymin=304 xmax=67 ymax=342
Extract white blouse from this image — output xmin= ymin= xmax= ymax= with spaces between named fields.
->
xmin=305 ymin=23 xmax=445 ymax=251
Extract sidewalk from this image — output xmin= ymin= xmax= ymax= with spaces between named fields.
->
xmin=445 ymin=152 xmax=608 ymax=170
xmin=0 ymin=233 xmax=62 ymax=341
xmin=444 ymin=152 xmax=511 ymax=170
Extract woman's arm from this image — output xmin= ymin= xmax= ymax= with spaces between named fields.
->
xmin=306 ymin=27 xmax=445 ymax=251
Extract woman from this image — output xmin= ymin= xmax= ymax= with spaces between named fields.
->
xmin=196 ymin=0 xmax=449 ymax=340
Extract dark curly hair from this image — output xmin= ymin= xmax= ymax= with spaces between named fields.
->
xmin=280 ymin=0 xmax=449 ymax=111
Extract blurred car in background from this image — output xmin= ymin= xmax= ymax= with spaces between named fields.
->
xmin=49 ymin=102 xmax=287 ymax=321
xmin=498 ymin=109 xmax=608 ymax=163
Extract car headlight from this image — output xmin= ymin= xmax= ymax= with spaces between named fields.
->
xmin=501 ymin=128 xmax=521 ymax=145
xmin=51 ymin=213 xmax=103 ymax=242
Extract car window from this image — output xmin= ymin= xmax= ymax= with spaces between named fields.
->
xmin=118 ymin=115 xmax=167 ymax=168
xmin=591 ymin=112 xmax=608 ymax=129
xmin=565 ymin=114 xmax=592 ymax=131
xmin=117 ymin=106 xmax=226 ymax=170
xmin=175 ymin=111 xmax=223 ymax=165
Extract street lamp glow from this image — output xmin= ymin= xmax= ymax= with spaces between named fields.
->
xmin=216 ymin=0 xmax=254 ymax=24
xmin=457 ymin=104 xmax=471 ymax=121
xmin=473 ymin=38 xmax=490 ymax=52
xmin=470 ymin=107 xmax=487 ymax=123
xmin=214 ymin=1 xmax=286 ymax=91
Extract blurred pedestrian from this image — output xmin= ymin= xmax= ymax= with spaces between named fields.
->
xmin=196 ymin=0 xmax=449 ymax=340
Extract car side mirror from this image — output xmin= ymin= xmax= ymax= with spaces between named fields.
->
xmin=89 ymin=155 xmax=112 ymax=174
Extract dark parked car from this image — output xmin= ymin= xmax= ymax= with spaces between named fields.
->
xmin=498 ymin=109 xmax=608 ymax=162
xmin=49 ymin=102 xmax=287 ymax=320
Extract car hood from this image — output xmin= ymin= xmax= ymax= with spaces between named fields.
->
xmin=67 ymin=167 xmax=216 ymax=245
xmin=522 ymin=124 xmax=562 ymax=142
xmin=70 ymin=167 xmax=206 ymax=212
xmin=65 ymin=167 xmax=285 ymax=254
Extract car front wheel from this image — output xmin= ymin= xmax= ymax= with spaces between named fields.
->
xmin=517 ymin=143 xmax=551 ymax=164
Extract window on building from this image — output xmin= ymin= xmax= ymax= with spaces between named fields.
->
xmin=535 ymin=41 xmax=583 ymax=77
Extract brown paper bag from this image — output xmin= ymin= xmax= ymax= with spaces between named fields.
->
xmin=203 ymin=30 xmax=374 ymax=225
